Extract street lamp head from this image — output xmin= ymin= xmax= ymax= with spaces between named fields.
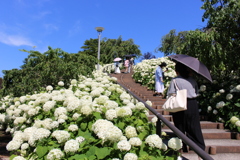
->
xmin=95 ymin=27 xmax=104 ymax=33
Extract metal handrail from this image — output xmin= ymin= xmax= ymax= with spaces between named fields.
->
xmin=111 ymin=74 xmax=214 ymax=160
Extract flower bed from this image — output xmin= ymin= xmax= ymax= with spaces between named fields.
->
xmin=0 ymin=70 xmax=182 ymax=160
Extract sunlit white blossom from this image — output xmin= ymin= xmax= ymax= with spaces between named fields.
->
xmin=168 ymin=137 xmax=182 ymax=151
xmin=117 ymin=140 xmax=131 ymax=151
xmin=123 ymin=153 xmax=138 ymax=160
xmin=47 ymin=149 xmax=65 ymax=160
xmin=145 ymin=134 xmax=162 ymax=149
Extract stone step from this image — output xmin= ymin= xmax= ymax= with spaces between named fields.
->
xmin=182 ymin=153 xmax=240 ymax=160
xmin=163 ymin=128 xmax=240 ymax=140
xmin=162 ymin=121 xmax=225 ymax=130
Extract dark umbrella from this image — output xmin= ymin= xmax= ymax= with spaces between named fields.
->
xmin=124 ymin=54 xmax=137 ymax=57
xmin=168 ymin=54 xmax=212 ymax=82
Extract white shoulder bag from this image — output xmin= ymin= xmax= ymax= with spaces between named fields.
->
xmin=163 ymin=79 xmax=187 ymax=112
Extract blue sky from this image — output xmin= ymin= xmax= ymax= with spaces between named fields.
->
xmin=0 ymin=0 xmax=207 ymax=77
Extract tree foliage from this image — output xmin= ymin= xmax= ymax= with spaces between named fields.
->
xmin=80 ymin=36 xmax=141 ymax=64
xmin=158 ymin=0 xmax=240 ymax=77
xmin=140 ymin=52 xmax=156 ymax=61
xmin=1 ymin=47 xmax=97 ymax=97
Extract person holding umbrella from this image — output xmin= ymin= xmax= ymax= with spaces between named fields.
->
xmin=167 ymin=62 xmax=206 ymax=155
xmin=113 ymin=57 xmax=121 ymax=74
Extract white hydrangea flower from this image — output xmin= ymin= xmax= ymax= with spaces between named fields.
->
xmin=168 ymin=137 xmax=182 ymax=151
xmin=122 ymin=99 xmax=131 ymax=105
xmin=226 ymin=94 xmax=233 ymax=100
xmin=236 ymin=85 xmax=240 ymax=91
xmin=54 ymin=107 xmax=67 ymax=117
xmin=50 ymin=121 xmax=59 ymax=129
xmin=199 ymin=85 xmax=206 ymax=92
xmin=46 ymin=85 xmax=53 ymax=91
xmin=230 ymin=116 xmax=239 ymax=124
xmin=104 ymin=100 xmax=118 ymax=109
xmin=12 ymin=131 xmax=24 ymax=144
xmin=219 ymin=89 xmax=225 ymax=93
xmin=64 ymin=139 xmax=79 ymax=153
xmin=216 ymin=101 xmax=225 ymax=109
xmin=108 ymin=86 xmax=116 ymax=92
xmin=90 ymin=89 xmax=102 ymax=97
xmin=14 ymin=117 xmax=26 ymax=125
xmin=70 ymin=79 xmax=77 ymax=85
xmin=213 ymin=110 xmax=218 ymax=115
xmin=117 ymin=140 xmax=131 ymax=151
xmin=19 ymin=96 xmax=27 ymax=103
xmin=68 ymin=124 xmax=79 ymax=132
xmin=81 ymin=105 xmax=93 ymax=116
xmin=66 ymin=98 xmax=81 ymax=112
xmin=116 ymin=107 xmax=132 ymax=117
xmin=145 ymin=134 xmax=162 ymax=149
xmin=47 ymin=148 xmax=65 ymax=160
xmin=120 ymin=136 xmax=128 ymax=141
xmin=105 ymin=109 xmax=117 ymax=121
xmin=235 ymin=121 xmax=240 ymax=127
xmin=207 ymin=106 xmax=212 ymax=111
xmin=161 ymin=142 xmax=168 ymax=151
xmin=151 ymin=116 xmax=158 ymax=125
xmin=146 ymin=100 xmax=152 ymax=107
xmin=6 ymin=140 xmax=22 ymax=151
xmin=76 ymin=136 xmax=85 ymax=143
xmin=72 ymin=113 xmax=81 ymax=120
xmin=126 ymin=102 xmax=136 ymax=109
xmin=123 ymin=153 xmax=138 ymax=160
xmin=12 ymin=156 xmax=26 ymax=160
xmin=52 ymin=130 xmax=70 ymax=143
xmin=21 ymin=143 xmax=29 ymax=150
xmin=129 ymin=137 xmax=142 ymax=146
xmin=58 ymin=81 xmax=64 ymax=86
xmin=28 ymin=108 xmax=39 ymax=116
xmin=125 ymin=126 xmax=138 ymax=138
xmin=135 ymin=102 xmax=145 ymax=110
xmin=120 ymin=92 xmax=131 ymax=101
xmin=43 ymin=101 xmax=56 ymax=112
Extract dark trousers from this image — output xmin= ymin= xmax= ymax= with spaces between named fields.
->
xmin=171 ymin=99 xmax=205 ymax=151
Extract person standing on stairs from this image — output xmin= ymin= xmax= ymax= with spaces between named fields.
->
xmin=124 ymin=57 xmax=130 ymax=73
xmin=153 ymin=62 xmax=167 ymax=97
xmin=167 ymin=62 xmax=206 ymax=154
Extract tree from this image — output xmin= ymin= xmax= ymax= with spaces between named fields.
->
xmin=80 ymin=36 xmax=141 ymax=64
xmin=1 ymin=47 xmax=97 ymax=97
xmin=158 ymin=0 xmax=240 ymax=77
xmin=140 ymin=52 xmax=156 ymax=61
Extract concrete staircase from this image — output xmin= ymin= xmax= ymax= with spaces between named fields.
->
xmin=110 ymin=70 xmax=240 ymax=160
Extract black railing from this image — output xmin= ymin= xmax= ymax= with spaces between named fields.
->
xmin=112 ymin=75 xmax=214 ymax=160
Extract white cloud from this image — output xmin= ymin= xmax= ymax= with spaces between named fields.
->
xmin=43 ymin=23 xmax=59 ymax=33
xmin=68 ymin=20 xmax=81 ymax=37
xmin=0 ymin=32 xmax=34 ymax=47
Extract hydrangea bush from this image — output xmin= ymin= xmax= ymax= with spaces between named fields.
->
xmin=0 ymin=70 xmax=182 ymax=160
xmin=132 ymin=57 xmax=176 ymax=94
xmin=197 ymin=75 xmax=240 ymax=132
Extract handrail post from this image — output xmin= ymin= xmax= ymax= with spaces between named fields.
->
xmin=156 ymin=119 xmax=162 ymax=137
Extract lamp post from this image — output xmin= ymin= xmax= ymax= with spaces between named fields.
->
xmin=95 ymin=27 xmax=104 ymax=70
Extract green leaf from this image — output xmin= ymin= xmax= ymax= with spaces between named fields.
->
xmin=80 ymin=122 xmax=87 ymax=131
xmin=235 ymin=103 xmax=240 ymax=107
xmin=86 ymin=146 xmax=97 ymax=157
xmin=36 ymin=145 xmax=49 ymax=158
xmin=95 ymin=147 xmax=111 ymax=159
xmin=68 ymin=154 xmax=86 ymax=160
